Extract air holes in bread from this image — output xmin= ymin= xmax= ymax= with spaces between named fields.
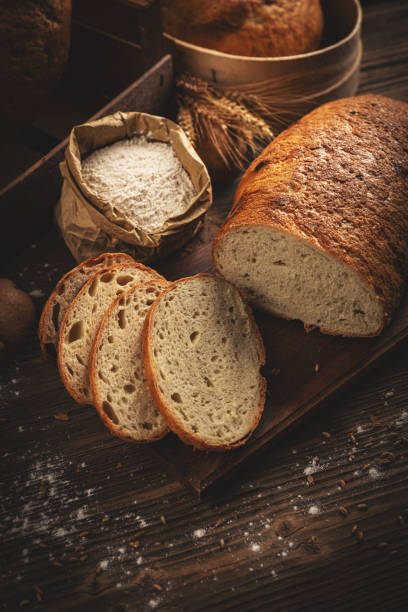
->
xmin=88 ymin=278 xmax=99 ymax=296
xmin=118 ymin=309 xmax=126 ymax=329
xmin=52 ymin=303 xmax=60 ymax=330
xmin=98 ymin=370 xmax=108 ymax=383
xmin=67 ymin=365 xmax=73 ymax=376
xmin=171 ymin=392 xmax=182 ymax=403
xmin=124 ymin=384 xmax=135 ymax=394
xmin=68 ymin=321 xmax=84 ymax=343
xmin=190 ymin=331 xmax=199 ymax=344
xmin=142 ymin=422 xmax=152 ymax=430
xmin=116 ymin=275 xmax=134 ymax=286
xmin=76 ymin=354 xmax=84 ymax=365
xmin=273 ymin=260 xmax=286 ymax=266
xmin=100 ymin=272 xmax=114 ymax=283
xmin=102 ymin=401 xmax=119 ymax=424
xmin=203 ymin=376 xmax=213 ymax=387
xmin=108 ymin=335 xmax=114 ymax=344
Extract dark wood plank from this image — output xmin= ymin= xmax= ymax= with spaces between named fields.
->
xmin=150 ymin=243 xmax=408 ymax=495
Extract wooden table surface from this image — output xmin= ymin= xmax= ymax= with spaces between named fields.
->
xmin=1 ymin=1 xmax=408 ymax=610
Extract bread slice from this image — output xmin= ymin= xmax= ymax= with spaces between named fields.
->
xmin=89 ymin=280 xmax=169 ymax=443
xmin=142 ymin=274 xmax=266 ymax=451
xmin=58 ymin=262 xmax=163 ymax=405
xmin=38 ymin=252 xmax=133 ymax=359
xmin=213 ymin=95 xmax=408 ymax=337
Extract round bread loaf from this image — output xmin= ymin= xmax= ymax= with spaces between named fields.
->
xmin=213 ymin=94 xmax=408 ymax=337
xmin=0 ymin=0 xmax=71 ymax=138
xmin=161 ymin=0 xmax=324 ymax=58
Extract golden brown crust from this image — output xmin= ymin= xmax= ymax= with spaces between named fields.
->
xmin=162 ymin=0 xmax=323 ymax=58
xmin=213 ymin=94 xmax=408 ymax=335
xmin=57 ymin=261 xmax=164 ymax=406
xmin=38 ymin=253 xmax=134 ymax=360
xmin=142 ymin=273 xmax=266 ymax=452
xmin=89 ymin=280 xmax=170 ymax=443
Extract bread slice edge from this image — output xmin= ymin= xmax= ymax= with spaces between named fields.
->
xmin=89 ymin=279 xmax=170 ymax=443
xmin=142 ymin=273 xmax=266 ymax=452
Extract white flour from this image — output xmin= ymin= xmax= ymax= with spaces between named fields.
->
xmin=82 ymin=136 xmax=196 ymax=233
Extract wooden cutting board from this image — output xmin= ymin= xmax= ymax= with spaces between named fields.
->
xmin=151 ymin=242 xmax=408 ymax=496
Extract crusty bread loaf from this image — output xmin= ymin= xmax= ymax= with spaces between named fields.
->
xmin=39 ymin=253 xmax=133 ymax=359
xmin=161 ymin=0 xmax=323 ymax=58
xmin=142 ymin=274 xmax=266 ymax=451
xmin=213 ymin=94 xmax=408 ymax=337
xmin=58 ymin=262 xmax=163 ymax=405
xmin=89 ymin=280 xmax=169 ymax=443
xmin=0 ymin=0 xmax=71 ymax=139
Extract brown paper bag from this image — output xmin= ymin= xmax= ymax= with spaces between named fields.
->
xmin=55 ymin=111 xmax=212 ymax=263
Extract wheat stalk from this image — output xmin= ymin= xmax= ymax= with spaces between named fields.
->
xmin=177 ymin=105 xmax=197 ymax=148
xmin=176 ymin=73 xmax=289 ymax=172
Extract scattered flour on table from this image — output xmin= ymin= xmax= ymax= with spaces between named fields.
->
xmin=308 ymin=505 xmax=320 ymax=515
xmin=193 ymin=528 xmax=206 ymax=539
xmin=81 ymin=136 xmax=196 ymax=233
xmin=368 ymin=467 xmax=383 ymax=480
xmin=395 ymin=410 xmax=408 ymax=426
xmin=304 ymin=457 xmax=327 ymax=476
xmin=29 ymin=288 xmax=44 ymax=298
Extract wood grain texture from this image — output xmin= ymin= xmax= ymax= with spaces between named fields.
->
xmin=1 ymin=1 xmax=408 ymax=610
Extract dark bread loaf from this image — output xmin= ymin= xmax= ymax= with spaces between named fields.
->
xmin=0 ymin=0 xmax=71 ymax=138
xmin=213 ymin=94 xmax=408 ymax=337
xmin=161 ymin=0 xmax=323 ymax=58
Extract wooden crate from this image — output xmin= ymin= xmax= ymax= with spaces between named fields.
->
xmin=0 ymin=0 xmax=173 ymax=264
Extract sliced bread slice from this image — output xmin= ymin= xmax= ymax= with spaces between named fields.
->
xmin=142 ymin=274 xmax=266 ymax=451
xmin=89 ymin=280 xmax=169 ymax=443
xmin=58 ymin=262 xmax=163 ymax=405
xmin=39 ymin=252 xmax=133 ymax=359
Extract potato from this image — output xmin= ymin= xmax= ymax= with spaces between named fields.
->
xmin=0 ymin=279 xmax=35 ymax=359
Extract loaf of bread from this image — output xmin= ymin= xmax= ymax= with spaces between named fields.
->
xmin=161 ymin=0 xmax=324 ymax=58
xmin=39 ymin=253 xmax=133 ymax=359
xmin=0 ymin=0 xmax=71 ymax=138
xmin=142 ymin=274 xmax=266 ymax=451
xmin=89 ymin=280 xmax=169 ymax=443
xmin=58 ymin=262 xmax=163 ymax=405
xmin=213 ymin=95 xmax=408 ymax=337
